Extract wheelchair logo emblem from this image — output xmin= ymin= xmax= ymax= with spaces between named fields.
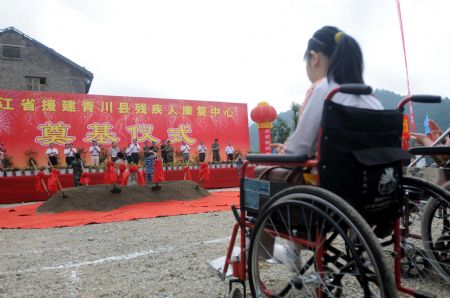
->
xmin=378 ymin=168 xmax=397 ymax=195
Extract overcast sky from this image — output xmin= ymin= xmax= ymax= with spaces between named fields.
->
xmin=1 ymin=0 xmax=449 ymax=114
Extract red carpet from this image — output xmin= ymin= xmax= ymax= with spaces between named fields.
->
xmin=0 ymin=191 xmax=239 ymax=229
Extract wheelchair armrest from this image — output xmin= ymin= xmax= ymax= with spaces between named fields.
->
xmin=408 ymin=146 xmax=450 ymax=156
xmin=246 ymin=154 xmax=309 ymax=163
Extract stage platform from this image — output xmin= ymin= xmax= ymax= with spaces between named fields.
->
xmin=0 ymin=167 xmax=251 ymax=204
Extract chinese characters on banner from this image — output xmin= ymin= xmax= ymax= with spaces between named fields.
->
xmin=0 ymin=90 xmax=249 ymax=167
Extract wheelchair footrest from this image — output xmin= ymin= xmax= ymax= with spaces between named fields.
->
xmin=206 ymin=246 xmax=240 ymax=279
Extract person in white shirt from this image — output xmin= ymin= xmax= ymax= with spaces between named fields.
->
xmin=110 ymin=142 xmax=120 ymax=162
xmin=46 ymin=143 xmax=59 ymax=166
xmin=225 ymin=142 xmax=235 ymax=162
xmin=129 ymin=139 xmax=141 ymax=164
xmin=180 ymin=141 xmax=190 ymax=163
xmin=64 ymin=143 xmax=77 ymax=166
xmin=89 ymin=140 xmax=101 ymax=166
xmin=197 ymin=140 xmax=207 ymax=162
xmin=272 ymin=26 xmax=382 ymax=157
xmin=267 ymin=26 xmax=384 ymax=266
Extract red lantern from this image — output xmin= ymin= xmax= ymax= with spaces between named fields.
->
xmin=250 ymin=102 xmax=277 ymax=128
xmin=250 ymin=102 xmax=277 ymax=153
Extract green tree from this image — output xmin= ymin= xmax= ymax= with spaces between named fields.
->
xmin=272 ymin=117 xmax=291 ymax=144
xmin=291 ymin=102 xmax=300 ymax=129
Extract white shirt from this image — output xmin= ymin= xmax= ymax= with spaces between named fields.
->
xmin=181 ymin=144 xmax=190 ymax=153
xmin=89 ymin=145 xmax=100 ymax=156
xmin=225 ymin=145 xmax=235 ymax=155
xmin=285 ymin=78 xmax=383 ymax=157
xmin=110 ymin=147 xmax=119 ymax=157
xmin=197 ymin=144 xmax=206 ymax=153
xmin=129 ymin=144 xmax=140 ymax=153
xmin=64 ymin=148 xmax=77 ymax=157
xmin=46 ymin=148 xmax=58 ymax=156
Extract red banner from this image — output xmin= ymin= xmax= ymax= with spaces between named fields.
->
xmin=0 ymin=89 xmax=249 ymax=167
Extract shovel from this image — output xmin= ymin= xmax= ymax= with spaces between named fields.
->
xmin=30 ymin=160 xmax=50 ymax=197
xmin=45 ymin=155 xmax=69 ymax=198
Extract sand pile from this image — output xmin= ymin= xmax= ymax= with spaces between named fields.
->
xmin=37 ymin=180 xmax=210 ymax=213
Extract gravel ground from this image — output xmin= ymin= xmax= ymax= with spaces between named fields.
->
xmin=0 ymin=211 xmax=235 ymax=298
xmin=2 ymin=206 xmax=450 ymax=297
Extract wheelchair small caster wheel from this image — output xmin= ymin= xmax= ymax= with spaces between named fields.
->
xmin=401 ymin=247 xmax=432 ymax=278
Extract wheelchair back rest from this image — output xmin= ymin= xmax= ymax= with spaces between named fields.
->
xmin=319 ymin=100 xmax=411 ymax=223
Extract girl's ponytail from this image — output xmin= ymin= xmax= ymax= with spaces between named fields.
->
xmin=305 ymin=26 xmax=364 ymax=84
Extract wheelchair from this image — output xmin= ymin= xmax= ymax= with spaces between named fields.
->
xmin=217 ymin=84 xmax=450 ymax=297
xmin=401 ymin=131 xmax=450 ymax=285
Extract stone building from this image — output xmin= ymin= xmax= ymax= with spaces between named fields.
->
xmin=0 ymin=27 xmax=93 ymax=93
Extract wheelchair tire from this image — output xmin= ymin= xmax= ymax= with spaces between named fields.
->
xmin=419 ymin=179 xmax=450 ymax=284
xmin=247 ymin=185 xmax=397 ymax=298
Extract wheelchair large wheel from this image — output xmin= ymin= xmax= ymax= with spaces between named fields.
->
xmin=248 ymin=186 xmax=396 ymax=298
xmin=420 ymin=180 xmax=450 ymax=283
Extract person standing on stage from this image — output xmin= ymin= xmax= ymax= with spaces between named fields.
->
xmin=144 ymin=141 xmax=158 ymax=183
xmin=225 ymin=142 xmax=235 ymax=162
xmin=125 ymin=143 xmax=132 ymax=163
xmin=46 ymin=143 xmax=59 ymax=166
xmin=212 ymin=138 xmax=220 ymax=163
xmin=0 ymin=142 xmax=5 ymax=171
xmin=166 ymin=140 xmax=174 ymax=165
xmin=110 ymin=142 xmax=119 ymax=162
xmin=89 ymin=140 xmax=101 ymax=166
xmin=0 ymin=142 xmax=6 ymax=171
xmin=180 ymin=140 xmax=190 ymax=163
xmin=160 ymin=140 xmax=168 ymax=164
xmin=197 ymin=140 xmax=207 ymax=162
xmin=129 ymin=139 xmax=141 ymax=164
xmin=64 ymin=143 xmax=77 ymax=166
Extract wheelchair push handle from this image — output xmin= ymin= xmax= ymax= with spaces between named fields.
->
xmin=325 ymin=84 xmax=373 ymax=100
xmin=397 ymin=95 xmax=442 ymax=109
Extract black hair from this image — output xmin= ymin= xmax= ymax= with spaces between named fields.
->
xmin=304 ymin=26 xmax=364 ymax=84
xmin=117 ymin=152 xmax=124 ymax=159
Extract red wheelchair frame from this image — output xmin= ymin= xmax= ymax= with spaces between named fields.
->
xmin=221 ymin=84 xmax=442 ymax=297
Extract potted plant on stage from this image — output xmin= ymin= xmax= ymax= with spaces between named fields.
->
xmin=13 ymin=167 xmax=22 ymax=176
xmin=58 ymin=166 xmax=66 ymax=174
xmin=83 ymin=165 xmax=90 ymax=173
xmin=5 ymin=168 xmax=13 ymax=177
xmin=91 ymin=165 xmax=98 ymax=173
xmin=40 ymin=166 xmax=49 ymax=175
xmin=24 ymin=167 xmax=33 ymax=176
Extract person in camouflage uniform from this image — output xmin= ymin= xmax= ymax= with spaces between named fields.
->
xmin=72 ymin=153 xmax=83 ymax=187
xmin=166 ymin=140 xmax=174 ymax=165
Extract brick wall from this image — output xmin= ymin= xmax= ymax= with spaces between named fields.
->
xmin=0 ymin=31 xmax=89 ymax=93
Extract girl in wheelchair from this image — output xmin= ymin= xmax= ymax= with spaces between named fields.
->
xmin=272 ymin=25 xmax=383 ymax=157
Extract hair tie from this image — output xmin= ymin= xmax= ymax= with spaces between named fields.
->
xmin=334 ymin=31 xmax=344 ymax=43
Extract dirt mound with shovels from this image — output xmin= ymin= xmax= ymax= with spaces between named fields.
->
xmin=37 ymin=180 xmax=210 ymax=213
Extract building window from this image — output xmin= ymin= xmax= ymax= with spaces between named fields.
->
xmin=26 ymin=76 xmax=47 ymax=91
xmin=2 ymin=46 xmax=21 ymax=58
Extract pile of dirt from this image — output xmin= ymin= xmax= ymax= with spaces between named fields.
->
xmin=37 ymin=180 xmax=210 ymax=213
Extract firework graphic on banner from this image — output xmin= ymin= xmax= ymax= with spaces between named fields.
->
xmin=0 ymin=111 xmax=12 ymax=135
